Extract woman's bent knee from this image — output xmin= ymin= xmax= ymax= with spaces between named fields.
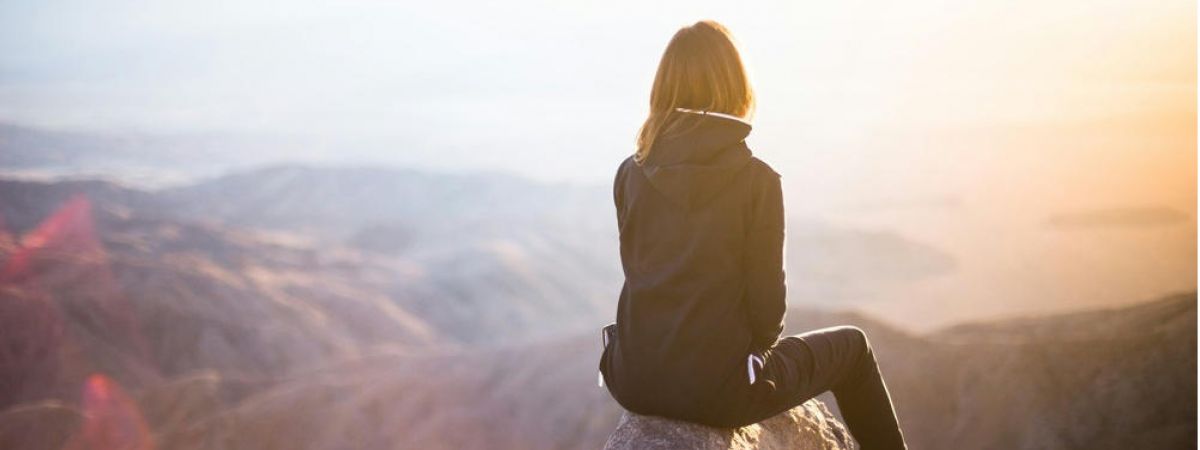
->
xmin=832 ymin=325 xmax=868 ymax=347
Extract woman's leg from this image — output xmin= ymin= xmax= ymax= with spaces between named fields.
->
xmin=772 ymin=326 xmax=907 ymax=450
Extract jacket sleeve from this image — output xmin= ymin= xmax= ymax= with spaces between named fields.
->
xmin=744 ymin=166 xmax=787 ymax=351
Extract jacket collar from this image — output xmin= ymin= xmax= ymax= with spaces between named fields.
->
xmin=673 ymin=107 xmax=752 ymax=126
xmin=639 ymin=110 xmax=754 ymax=209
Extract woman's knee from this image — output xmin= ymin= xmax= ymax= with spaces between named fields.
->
xmin=833 ymin=325 xmax=873 ymax=354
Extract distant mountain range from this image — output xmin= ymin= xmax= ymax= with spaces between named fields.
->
xmin=0 ymin=172 xmax=622 ymax=350
xmin=0 ymin=165 xmax=963 ymax=339
xmin=0 ymin=169 xmax=1192 ymax=450
xmin=0 ymin=122 xmax=305 ymax=187
xmin=3 ymin=119 xmax=1195 ymax=331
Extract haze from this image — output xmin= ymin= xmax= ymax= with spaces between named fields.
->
xmin=1 ymin=0 xmax=1194 ymax=328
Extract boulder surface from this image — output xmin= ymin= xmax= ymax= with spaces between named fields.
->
xmin=603 ymin=399 xmax=855 ymax=450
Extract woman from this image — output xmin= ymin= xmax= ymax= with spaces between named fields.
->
xmin=598 ymin=20 xmax=908 ymax=449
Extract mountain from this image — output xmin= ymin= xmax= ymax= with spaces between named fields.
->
xmin=0 ymin=173 xmax=624 ymax=345
xmin=5 ymin=120 xmax=1194 ymax=332
xmin=1045 ymin=206 xmax=1191 ymax=230
xmin=0 ymin=185 xmax=440 ymax=410
xmin=0 ymin=122 xmax=303 ymax=187
xmin=54 ymin=292 xmax=1184 ymax=450
xmin=166 ymin=166 xmax=625 ymax=343
xmin=915 ymin=293 xmax=1197 ymax=449
xmin=157 ymin=165 xmax=959 ymax=338
xmin=783 ymin=293 xmax=1197 ymax=450
xmin=1 ymin=164 xmax=979 ymax=340
xmin=0 ymin=174 xmax=1193 ymax=450
xmin=162 ymin=165 xmax=611 ymax=240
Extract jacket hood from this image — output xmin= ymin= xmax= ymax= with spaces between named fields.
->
xmin=641 ymin=111 xmax=753 ymax=209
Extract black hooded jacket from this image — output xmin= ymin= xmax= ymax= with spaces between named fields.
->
xmin=599 ymin=111 xmax=787 ymax=426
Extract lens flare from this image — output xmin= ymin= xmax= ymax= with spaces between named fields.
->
xmin=61 ymin=374 xmax=155 ymax=450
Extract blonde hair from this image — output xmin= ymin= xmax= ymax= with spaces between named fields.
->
xmin=635 ymin=20 xmax=755 ymax=164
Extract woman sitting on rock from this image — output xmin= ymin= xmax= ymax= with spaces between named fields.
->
xmin=598 ymin=20 xmax=908 ymax=450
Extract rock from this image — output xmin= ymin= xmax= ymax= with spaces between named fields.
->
xmin=603 ymin=399 xmax=856 ymax=450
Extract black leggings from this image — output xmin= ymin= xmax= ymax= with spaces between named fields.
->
xmin=751 ymin=326 xmax=907 ymax=450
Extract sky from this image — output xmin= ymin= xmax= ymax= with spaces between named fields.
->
xmin=1 ymin=0 xmax=1192 ymax=186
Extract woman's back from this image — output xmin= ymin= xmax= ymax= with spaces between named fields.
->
xmin=600 ymin=110 xmax=787 ymax=424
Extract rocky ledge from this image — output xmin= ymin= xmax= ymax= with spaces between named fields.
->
xmin=603 ymin=399 xmax=855 ymax=450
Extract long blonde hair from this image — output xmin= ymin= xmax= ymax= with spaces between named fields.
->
xmin=635 ymin=20 xmax=755 ymax=164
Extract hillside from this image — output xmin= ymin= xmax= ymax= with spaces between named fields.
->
xmin=0 ymin=189 xmax=439 ymax=409
xmin=0 ymin=174 xmax=1193 ymax=450
xmin=6 ymin=294 xmax=1182 ymax=450
xmin=785 ymin=294 xmax=1197 ymax=449
xmin=0 ymin=175 xmax=624 ymax=344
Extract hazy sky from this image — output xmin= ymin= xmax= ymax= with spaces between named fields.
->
xmin=0 ymin=0 xmax=1194 ymax=200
